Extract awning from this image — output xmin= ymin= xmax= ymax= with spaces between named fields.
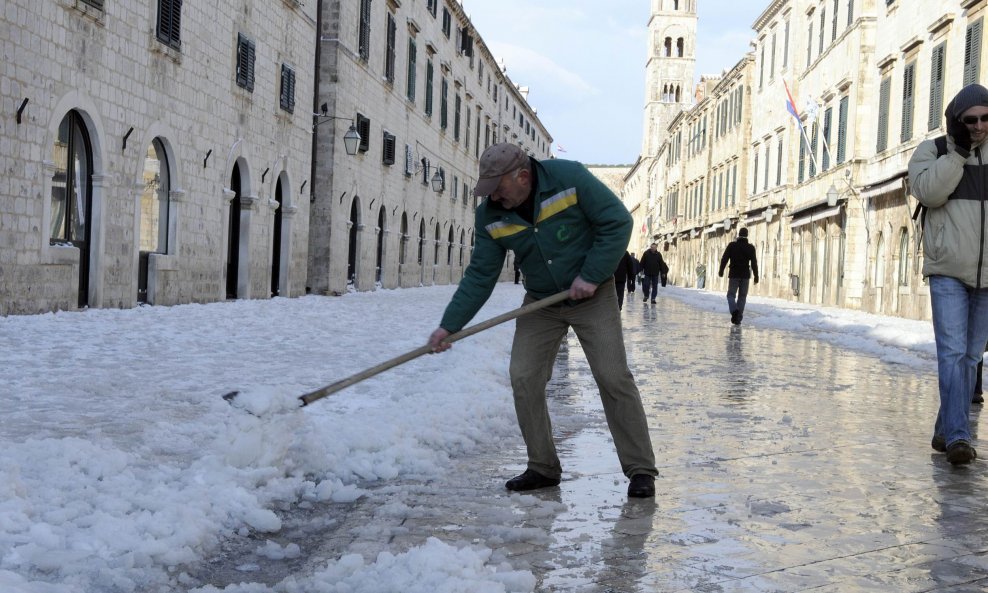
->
xmin=860 ymin=172 xmax=906 ymax=200
xmin=790 ymin=205 xmax=843 ymax=228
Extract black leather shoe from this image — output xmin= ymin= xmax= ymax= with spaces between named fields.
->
xmin=505 ymin=469 xmax=560 ymax=491
xmin=627 ymin=474 xmax=655 ymax=497
xmin=932 ymin=435 xmax=947 ymax=452
xmin=946 ymin=440 xmax=977 ymax=465
xmin=974 ymin=392 xmax=985 ymax=404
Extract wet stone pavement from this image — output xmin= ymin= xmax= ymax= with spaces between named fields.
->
xmin=198 ymin=290 xmax=988 ymax=592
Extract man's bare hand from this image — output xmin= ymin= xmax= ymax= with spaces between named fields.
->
xmin=569 ymin=276 xmax=598 ymax=300
xmin=428 ymin=328 xmax=452 ymax=352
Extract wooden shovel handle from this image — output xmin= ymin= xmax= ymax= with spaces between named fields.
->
xmin=299 ymin=290 xmax=571 ymax=406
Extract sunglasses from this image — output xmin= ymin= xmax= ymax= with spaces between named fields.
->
xmin=961 ymin=114 xmax=988 ymax=124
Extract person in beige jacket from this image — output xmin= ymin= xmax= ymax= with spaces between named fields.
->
xmin=908 ymin=83 xmax=988 ymax=465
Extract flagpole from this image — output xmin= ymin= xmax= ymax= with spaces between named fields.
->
xmin=785 ymin=80 xmax=820 ymax=175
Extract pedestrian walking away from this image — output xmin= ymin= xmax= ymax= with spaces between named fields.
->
xmin=613 ymin=250 xmax=635 ymax=311
xmin=908 ymin=83 xmax=988 ymax=465
xmin=639 ymin=242 xmax=668 ymax=304
xmin=426 ymin=143 xmax=658 ymax=497
xmin=718 ymin=228 xmax=759 ymax=325
xmin=627 ymin=252 xmax=640 ymax=294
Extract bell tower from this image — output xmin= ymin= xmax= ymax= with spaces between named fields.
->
xmin=642 ymin=0 xmax=697 ymax=157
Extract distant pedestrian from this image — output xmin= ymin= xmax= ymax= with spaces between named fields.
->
xmin=907 ymin=83 xmax=988 ymax=465
xmin=627 ymin=252 xmax=640 ymax=294
xmin=639 ymin=243 xmax=668 ymax=304
xmin=695 ymin=263 xmax=706 ymax=289
xmin=613 ymin=251 xmax=635 ymax=310
xmin=718 ymin=228 xmax=759 ymax=325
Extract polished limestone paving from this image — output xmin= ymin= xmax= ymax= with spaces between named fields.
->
xmin=200 ymin=291 xmax=988 ymax=592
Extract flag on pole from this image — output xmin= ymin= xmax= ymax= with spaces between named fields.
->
xmin=784 ymin=80 xmax=800 ymax=120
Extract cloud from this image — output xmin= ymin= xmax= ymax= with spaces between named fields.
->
xmin=485 ymin=42 xmax=599 ymax=97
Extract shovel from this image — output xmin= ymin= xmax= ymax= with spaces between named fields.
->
xmin=224 ymin=289 xmax=571 ymax=408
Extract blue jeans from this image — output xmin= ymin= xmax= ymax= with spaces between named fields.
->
xmin=727 ymin=278 xmax=750 ymax=316
xmin=641 ymin=275 xmax=659 ymax=301
xmin=929 ymin=275 xmax=988 ymax=446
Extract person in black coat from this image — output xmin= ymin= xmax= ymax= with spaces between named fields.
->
xmin=613 ymin=251 xmax=635 ymax=310
xmin=718 ymin=228 xmax=759 ymax=325
xmin=639 ymin=243 xmax=668 ymax=304
xmin=627 ymin=252 xmax=640 ymax=294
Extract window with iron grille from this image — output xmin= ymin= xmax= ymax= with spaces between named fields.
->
xmin=358 ymin=0 xmax=372 ymax=61
xmin=156 ymin=0 xmax=183 ymax=50
xmin=382 ymin=132 xmax=396 ymax=165
xmin=236 ymin=34 xmax=256 ymax=92
xmin=356 ymin=113 xmax=371 ymax=152
xmin=384 ymin=12 xmax=396 ymax=83
xmin=280 ymin=64 xmax=296 ymax=113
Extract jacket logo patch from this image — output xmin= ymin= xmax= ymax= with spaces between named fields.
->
xmin=556 ymin=225 xmax=572 ymax=242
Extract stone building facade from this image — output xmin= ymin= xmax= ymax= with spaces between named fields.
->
xmin=307 ymin=0 xmax=552 ymax=296
xmin=0 ymin=0 xmax=317 ymax=314
xmin=626 ymin=0 xmax=988 ymax=321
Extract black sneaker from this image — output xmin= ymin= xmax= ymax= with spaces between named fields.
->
xmin=730 ymin=310 xmax=739 ymax=325
xmin=946 ymin=440 xmax=977 ymax=465
xmin=650 ymin=299 xmax=656 ymax=304
xmin=627 ymin=474 xmax=655 ymax=497
xmin=505 ymin=469 xmax=560 ymax=491
xmin=974 ymin=392 xmax=985 ymax=404
xmin=932 ymin=435 xmax=947 ymax=452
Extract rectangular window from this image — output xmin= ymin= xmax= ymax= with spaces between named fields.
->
xmin=819 ymin=9 xmax=826 ymax=55
xmin=356 ymin=113 xmax=371 ymax=153
xmin=279 ymin=64 xmax=296 ymax=113
xmin=753 ymin=149 xmax=759 ymax=194
xmin=809 ymin=122 xmax=818 ymax=177
xmin=848 ymin=0 xmax=854 ymax=25
xmin=406 ymin=38 xmax=417 ymax=101
xmin=837 ymin=95 xmax=849 ymax=163
xmin=901 ymin=62 xmax=915 ymax=142
xmin=875 ymin=76 xmax=892 ymax=152
xmin=453 ymin=94 xmax=461 ymax=141
xmin=764 ymin=142 xmax=770 ymax=190
xmin=384 ymin=12 xmax=396 ymax=83
xmin=928 ymin=42 xmax=947 ymax=131
xmin=81 ymin=0 xmax=104 ymax=8
xmin=440 ymin=77 xmax=449 ymax=130
xmin=822 ymin=106 xmax=832 ymax=170
xmin=425 ymin=60 xmax=434 ymax=116
xmin=156 ymin=0 xmax=183 ymax=50
xmin=427 ymin=0 xmax=437 ymax=18
xmin=382 ymin=132 xmax=396 ymax=165
xmin=776 ymin=135 xmax=784 ymax=185
xmin=759 ymin=45 xmax=765 ymax=89
xmin=964 ymin=18 xmax=983 ymax=87
xmin=358 ymin=0 xmax=372 ymax=61
xmin=832 ymin=0 xmax=839 ymax=41
xmin=770 ymin=31 xmax=777 ymax=78
xmin=798 ymin=131 xmax=807 ymax=183
xmin=807 ymin=21 xmax=813 ymax=67
xmin=783 ymin=19 xmax=790 ymax=68
xmin=442 ymin=8 xmax=451 ymax=38
xmin=235 ymin=33 xmax=256 ymax=92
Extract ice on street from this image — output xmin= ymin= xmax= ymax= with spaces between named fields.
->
xmin=2 ymin=283 xmax=987 ymax=593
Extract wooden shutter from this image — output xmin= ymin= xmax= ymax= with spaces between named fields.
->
xmin=964 ymin=18 xmax=983 ymax=87
xmin=382 ymin=132 xmax=395 ymax=165
xmin=929 ymin=43 xmax=946 ymax=131
xmin=280 ymin=65 xmax=296 ymax=113
xmin=837 ymin=96 xmax=848 ymax=163
xmin=356 ymin=114 xmax=370 ymax=152
xmin=822 ymin=107 xmax=832 ymax=170
xmin=156 ymin=0 xmax=183 ymax=49
xmin=358 ymin=0 xmax=372 ymax=61
xmin=877 ymin=76 xmax=891 ymax=152
xmin=406 ymin=38 xmax=417 ymax=101
xmin=901 ymin=63 xmax=915 ymax=142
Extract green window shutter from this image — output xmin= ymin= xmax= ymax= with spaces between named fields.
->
xmin=837 ymin=95 xmax=849 ymax=163
xmin=929 ymin=42 xmax=946 ymax=131
xmin=964 ymin=18 xmax=983 ymax=87
xmin=822 ymin=107 xmax=832 ymax=170
xmin=901 ymin=62 xmax=915 ymax=142
xmin=358 ymin=0 xmax=372 ymax=61
xmin=406 ymin=38 xmax=417 ymax=101
xmin=809 ymin=122 xmax=818 ymax=177
xmin=799 ymin=131 xmax=806 ymax=182
xmin=877 ymin=76 xmax=891 ymax=153
xmin=425 ymin=61 xmax=434 ymax=116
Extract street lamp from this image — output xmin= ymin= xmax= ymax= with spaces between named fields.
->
xmin=430 ymin=170 xmax=444 ymax=193
xmin=826 ymin=183 xmax=839 ymax=207
xmin=313 ymin=107 xmax=361 ymax=156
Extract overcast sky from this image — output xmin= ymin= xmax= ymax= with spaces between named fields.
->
xmin=463 ymin=0 xmax=767 ymax=166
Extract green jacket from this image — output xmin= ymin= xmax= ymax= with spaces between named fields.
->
xmin=908 ymin=136 xmax=988 ymax=288
xmin=440 ymin=158 xmax=632 ymax=332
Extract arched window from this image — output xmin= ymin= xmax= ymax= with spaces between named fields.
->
xmin=434 ymin=223 xmax=441 ymax=265
xmin=376 ymin=206 xmax=386 ymax=283
xmin=138 ymin=138 xmax=170 ymax=303
xmin=447 ymin=226 xmax=454 ymax=264
xmin=677 ymin=38 xmax=685 ymax=57
xmin=664 ymin=37 xmax=672 ymax=57
xmin=399 ymin=213 xmax=409 ymax=265
xmin=418 ymin=219 xmax=425 ymax=265
xmin=459 ymin=229 xmax=466 ymax=265
xmin=897 ymin=227 xmax=910 ymax=286
xmin=675 ymin=85 xmax=682 ymax=102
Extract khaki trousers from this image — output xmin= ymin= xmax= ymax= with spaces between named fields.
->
xmin=509 ymin=279 xmax=658 ymax=479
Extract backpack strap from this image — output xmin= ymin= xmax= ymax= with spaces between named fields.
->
xmin=934 ymin=135 xmax=948 ymax=158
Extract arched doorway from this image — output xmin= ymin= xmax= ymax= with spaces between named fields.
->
xmin=376 ymin=206 xmax=386 ymax=285
xmin=271 ymin=175 xmax=285 ymax=297
xmin=347 ymin=199 xmax=360 ymax=286
xmin=226 ymin=163 xmax=243 ymax=299
xmin=139 ymin=138 xmax=170 ymax=303
xmin=50 ymin=110 xmax=94 ymax=308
